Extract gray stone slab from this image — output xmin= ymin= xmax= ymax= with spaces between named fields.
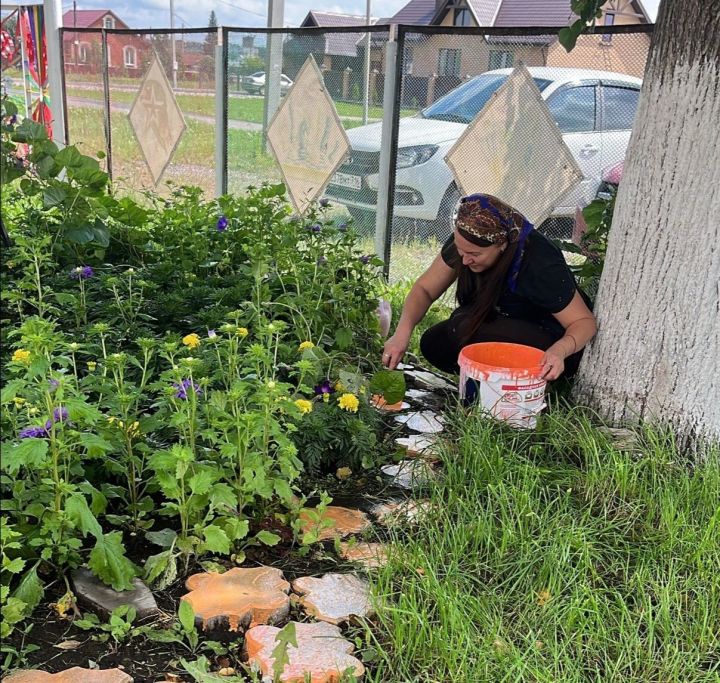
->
xmin=71 ymin=568 xmax=159 ymax=620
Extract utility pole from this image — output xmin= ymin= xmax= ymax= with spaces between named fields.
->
xmin=362 ymin=0 xmax=371 ymax=124
xmin=262 ymin=0 xmax=284 ymax=149
xmin=44 ymin=0 xmax=67 ymax=145
xmin=170 ymin=0 xmax=177 ymax=88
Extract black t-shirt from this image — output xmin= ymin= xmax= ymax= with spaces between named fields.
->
xmin=441 ymin=231 xmax=589 ymax=335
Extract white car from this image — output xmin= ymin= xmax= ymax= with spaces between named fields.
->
xmin=325 ymin=67 xmax=642 ymax=235
xmin=242 ymin=71 xmax=294 ymax=96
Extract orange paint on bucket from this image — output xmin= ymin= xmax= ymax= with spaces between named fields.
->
xmin=458 ymin=342 xmax=547 ymax=429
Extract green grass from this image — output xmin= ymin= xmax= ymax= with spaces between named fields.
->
xmin=365 ymin=409 xmax=720 ymax=682
xmin=65 ymin=85 xmax=413 ymax=126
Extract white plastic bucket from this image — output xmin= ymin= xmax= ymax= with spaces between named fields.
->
xmin=458 ymin=342 xmax=547 ymax=429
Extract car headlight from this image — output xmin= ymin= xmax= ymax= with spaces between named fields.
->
xmin=396 ymin=145 xmax=438 ymax=168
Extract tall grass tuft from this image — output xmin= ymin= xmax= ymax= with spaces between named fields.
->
xmin=367 ymin=406 xmax=720 ymax=682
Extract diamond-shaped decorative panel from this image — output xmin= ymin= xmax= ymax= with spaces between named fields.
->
xmin=266 ymin=55 xmax=350 ymax=214
xmin=444 ymin=64 xmax=583 ymax=226
xmin=128 ymin=54 xmax=186 ymax=185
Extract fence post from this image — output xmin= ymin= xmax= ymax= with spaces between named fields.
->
xmin=44 ymin=0 xmax=67 ymax=145
xmin=215 ymin=27 xmax=227 ymax=197
xmin=374 ymin=25 xmax=403 ymax=277
xmin=100 ymin=30 xmax=113 ymax=181
xmin=263 ymin=0 xmax=285 ymax=150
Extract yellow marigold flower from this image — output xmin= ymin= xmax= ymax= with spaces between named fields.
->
xmin=298 ymin=341 xmax=315 ymax=352
xmin=182 ymin=333 xmax=201 ymax=350
xmin=236 ymin=327 xmax=249 ymax=338
xmin=12 ymin=349 xmax=31 ymax=365
xmin=294 ymin=399 xmax=313 ymax=414
xmin=267 ymin=380 xmax=276 ymax=389
xmin=87 ymin=361 xmax=97 ymax=371
xmin=338 ymin=393 xmax=360 ymax=413
xmin=13 ymin=397 xmax=26 ymax=407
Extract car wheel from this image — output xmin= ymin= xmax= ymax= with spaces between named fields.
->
xmin=429 ymin=183 xmax=461 ymax=242
xmin=259 ymin=86 xmax=265 ymax=96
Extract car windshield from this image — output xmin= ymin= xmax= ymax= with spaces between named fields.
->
xmin=421 ymin=74 xmax=552 ymax=123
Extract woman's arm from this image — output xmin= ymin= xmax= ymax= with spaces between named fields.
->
xmin=541 ymin=290 xmax=597 ymax=380
xmin=383 ymin=254 xmax=457 ymax=369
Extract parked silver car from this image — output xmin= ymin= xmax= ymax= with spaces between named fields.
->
xmin=325 ymin=67 xmax=642 ymax=235
xmin=242 ymin=71 xmax=294 ymax=96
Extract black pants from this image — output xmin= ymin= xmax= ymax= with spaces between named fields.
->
xmin=420 ymin=313 xmax=583 ymax=377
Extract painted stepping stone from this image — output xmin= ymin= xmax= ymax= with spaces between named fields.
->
xmin=397 ymin=362 xmax=414 ymax=370
xmin=5 ymin=669 xmax=132 ymax=683
xmin=181 ymin=567 xmax=290 ymax=632
xmin=292 ymin=573 xmax=372 ymax=624
xmin=71 ymin=568 xmax=159 ymax=620
xmin=246 ymin=621 xmax=365 ymax=682
xmin=339 ymin=541 xmax=389 ymax=569
xmin=405 ymin=388 xmax=434 ymax=401
xmin=381 ymin=459 xmax=436 ymax=490
xmin=299 ymin=505 xmax=371 ymax=542
xmin=394 ymin=410 xmax=445 ymax=433
xmin=395 ymin=434 xmax=439 ymax=459
xmin=405 ymin=370 xmax=455 ymax=391
xmin=370 ymin=394 xmax=410 ymax=412
xmin=370 ymin=499 xmax=431 ymax=527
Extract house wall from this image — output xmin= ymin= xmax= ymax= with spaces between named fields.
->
xmin=546 ymin=32 xmax=650 ymax=78
xmin=63 ymin=28 xmax=150 ymax=78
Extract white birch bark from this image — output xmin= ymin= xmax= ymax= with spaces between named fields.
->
xmin=573 ymin=0 xmax=720 ymax=446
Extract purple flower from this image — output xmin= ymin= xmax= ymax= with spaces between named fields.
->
xmin=359 ymin=255 xmax=371 ymax=265
xmin=316 ymin=256 xmax=327 ymax=266
xmin=337 ymin=222 xmax=348 ymax=232
xmin=216 ymin=216 xmax=228 ymax=232
xmin=44 ymin=406 xmax=71 ymax=431
xmin=308 ymin=224 xmax=322 ymax=234
xmin=70 ymin=265 xmax=94 ymax=280
xmin=19 ymin=425 xmax=49 ymax=439
xmin=9 ymin=114 xmax=17 ymax=125
xmin=48 ymin=378 xmax=60 ymax=392
xmin=173 ymin=379 xmax=203 ymax=400
xmin=319 ymin=198 xmax=330 ymax=208
xmin=208 ymin=329 xmax=217 ymax=338
xmin=314 ymin=379 xmax=334 ymax=396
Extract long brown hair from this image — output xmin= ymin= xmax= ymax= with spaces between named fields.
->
xmin=454 ymin=240 xmax=519 ymax=343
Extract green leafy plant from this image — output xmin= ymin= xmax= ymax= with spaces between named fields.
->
xmin=559 ymin=0 xmax=609 ymax=51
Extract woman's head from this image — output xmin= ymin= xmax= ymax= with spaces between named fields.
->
xmin=452 ymin=193 xmax=534 ymax=341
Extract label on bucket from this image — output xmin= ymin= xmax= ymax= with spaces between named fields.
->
xmin=460 ymin=369 xmax=546 ymax=429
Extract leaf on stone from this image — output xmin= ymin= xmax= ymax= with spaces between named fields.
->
xmin=88 ymin=531 xmax=137 ymax=591
xmin=271 ymin=621 xmax=297 ymax=680
xmin=369 ymin=369 xmax=406 ymax=405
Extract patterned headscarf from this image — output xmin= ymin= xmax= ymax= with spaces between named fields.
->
xmin=454 ymin=193 xmax=534 ymax=292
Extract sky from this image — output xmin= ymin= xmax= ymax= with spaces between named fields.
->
xmin=59 ymin=0 xmax=661 ymax=31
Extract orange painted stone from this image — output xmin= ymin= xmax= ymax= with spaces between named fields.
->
xmin=5 ymin=669 xmax=132 ymax=683
xmin=246 ymin=621 xmax=365 ymax=682
xmin=292 ymin=573 xmax=372 ymax=624
xmin=182 ymin=567 xmax=290 ymax=631
xmin=370 ymin=395 xmax=409 ymax=412
xmin=338 ymin=541 xmax=389 ymax=569
xmin=299 ymin=506 xmax=371 ymax=542
xmin=370 ymin=499 xmax=431 ymax=527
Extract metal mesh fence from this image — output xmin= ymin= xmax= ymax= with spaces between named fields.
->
xmin=58 ymin=23 xmax=652 ymax=284
xmin=225 ymin=26 xmax=392 ymax=245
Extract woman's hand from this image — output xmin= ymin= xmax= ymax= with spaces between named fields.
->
xmin=540 ymin=349 xmax=565 ymax=381
xmin=382 ymin=332 xmax=410 ymax=370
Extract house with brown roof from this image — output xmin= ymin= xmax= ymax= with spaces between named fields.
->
xmin=389 ymin=0 xmax=651 ymax=104
xmin=62 ymin=9 xmax=150 ymax=77
xmin=285 ymin=11 xmax=385 ymax=100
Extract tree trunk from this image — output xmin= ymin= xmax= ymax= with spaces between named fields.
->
xmin=573 ymin=0 xmax=720 ymax=446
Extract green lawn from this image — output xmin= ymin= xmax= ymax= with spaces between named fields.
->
xmin=366 ymin=409 xmax=720 ymax=682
